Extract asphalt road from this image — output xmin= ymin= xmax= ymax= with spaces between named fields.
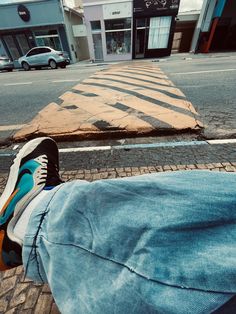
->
xmin=0 ymin=63 xmax=107 ymax=140
xmin=0 ymin=54 xmax=236 ymax=142
xmin=158 ymin=54 xmax=236 ymax=139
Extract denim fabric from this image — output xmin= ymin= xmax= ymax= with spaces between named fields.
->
xmin=23 ymin=171 xmax=236 ymax=314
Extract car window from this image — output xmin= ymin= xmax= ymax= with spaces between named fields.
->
xmin=26 ymin=48 xmax=39 ymax=57
xmin=38 ymin=48 xmax=51 ymax=54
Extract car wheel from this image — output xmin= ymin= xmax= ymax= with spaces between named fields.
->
xmin=22 ymin=62 xmax=30 ymax=71
xmin=49 ymin=60 xmax=57 ymax=69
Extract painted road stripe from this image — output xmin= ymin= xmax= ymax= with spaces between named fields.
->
xmin=172 ymin=69 xmax=236 ymax=75
xmin=0 ymin=124 xmax=26 ymax=131
xmin=60 ymin=91 xmax=153 ymax=130
xmin=4 ymin=82 xmax=32 ymax=86
xmin=81 ymin=81 xmax=197 ymax=122
xmin=52 ymin=79 xmax=80 ymax=83
xmin=2 ymin=139 xmax=236 ymax=158
xmin=93 ymin=74 xmax=185 ymax=98
xmin=207 ymin=139 xmax=236 ymax=144
xmin=59 ymin=146 xmax=111 ymax=153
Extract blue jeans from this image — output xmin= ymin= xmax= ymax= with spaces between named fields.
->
xmin=23 ymin=171 xmax=236 ymax=313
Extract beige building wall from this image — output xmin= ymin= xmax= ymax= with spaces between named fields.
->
xmin=64 ymin=10 xmax=89 ymax=62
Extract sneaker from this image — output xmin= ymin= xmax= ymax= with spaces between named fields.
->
xmin=0 ymin=137 xmax=62 ymax=270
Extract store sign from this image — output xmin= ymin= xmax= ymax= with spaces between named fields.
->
xmin=72 ymin=25 xmax=87 ymax=37
xmin=134 ymin=0 xmax=180 ymax=15
xmin=103 ymin=2 xmax=132 ymax=20
xmin=17 ymin=4 xmax=31 ymax=22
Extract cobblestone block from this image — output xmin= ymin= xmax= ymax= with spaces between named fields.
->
xmin=212 ymin=163 xmax=223 ymax=168
xmin=0 ymin=297 xmax=8 ymax=312
xmin=24 ymin=287 xmax=40 ymax=309
xmin=0 ymin=276 xmax=17 ymax=297
xmin=222 ymin=162 xmax=231 ymax=166
xmin=186 ymin=165 xmax=196 ymax=169
xmin=15 ymin=266 xmax=24 ymax=276
xmin=5 ymin=308 xmax=18 ymax=314
xmin=3 ymin=268 xmax=16 ymax=279
xmin=196 ymin=164 xmax=208 ymax=169
xmin=34 ymin=294 xmax=53 ymax=314
xmin=225 ymin=165 xmax=236 ymax=172
xmin=50 ymin=302 xmax=61 ymax=314
xmin=155 ymin=166 xmax=163 ymax=172
xmin=10 ymin=283 xmax=28 ymax=308
xmin=177 ymin=165 xmax=187 ymax=170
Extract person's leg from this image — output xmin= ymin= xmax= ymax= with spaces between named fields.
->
xmin=1 ymin=138 xmax=236 ymax=313
xmin=23 ymin=169 xmax=236 ymax=313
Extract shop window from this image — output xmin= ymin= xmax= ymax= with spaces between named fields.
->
xmin=34 ymin=30 xmax=62 ymax=51
xmin=16 ymin=34 xmax=30 ymax=55
xmin=105 ymin=18 xmax=131 ymax=55
xmin=91 ymin=21 xmax=101 ymax=32
xmin=3 ymin=35 xmax=21 ymax=60
xmin=148 ymin=16 xmax=172 ymax=49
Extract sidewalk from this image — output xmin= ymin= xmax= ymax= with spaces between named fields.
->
xmin=13 ymin=61 xmax=202 ymax=142
xmin=1 ymin=157 xmax=236 ymax=313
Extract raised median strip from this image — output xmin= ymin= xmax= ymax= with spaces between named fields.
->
xmin=13 ymin=61 xmax=203 ymax=142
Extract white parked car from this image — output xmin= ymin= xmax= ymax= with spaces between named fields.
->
xmin=18 ymin=46 xmax=70 ymax=71
xmin=0 ymin=56 xmax=14 ymax=72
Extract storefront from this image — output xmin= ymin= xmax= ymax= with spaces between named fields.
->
xmin=83 ymin=0 xmax=133 ymax=62
xmin=133 ymin=0 xmax=180 ymax=58
xmin=0 ymin=0 xmax=89 ymax=64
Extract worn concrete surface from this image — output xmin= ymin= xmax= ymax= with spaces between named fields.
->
xmin=13 ymin=62 xmax=202 ymax=142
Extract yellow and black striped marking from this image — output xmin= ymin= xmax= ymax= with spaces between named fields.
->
xmin=14 ymin=61 xmax=202 ymax=140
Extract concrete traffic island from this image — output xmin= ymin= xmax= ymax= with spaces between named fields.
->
xmin=13 ymin=61 xmax=203 ymax=142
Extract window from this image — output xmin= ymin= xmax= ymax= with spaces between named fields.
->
xmin=148 ymin=16 xmax=172 ymax=49
xmin=38 ymin=47 xmax=51 ymax=54
xmin=91 ymin=21 xmax=101 ymax=32
xmin=34 ymin=29 xmax=62 ymax=51
xmin=26 ymin=48 xmax=39 ymax=57
xmin=105 ymin=18 xmax=131 ymax=55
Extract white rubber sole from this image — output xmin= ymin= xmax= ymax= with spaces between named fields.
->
xmin=0 ymin=137 xmax=50 ymax=211
xmin=0 ymin=137 xmax=54 ymax=245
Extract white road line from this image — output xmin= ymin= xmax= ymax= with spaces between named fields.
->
xmin=4 ymin=82 xmax=32 ymax=86
xmin=172 ymin=69 xmax=236 ymax=75
xmin=52 ymin=79 xmax=80 ymax=83
xmin=0 ymin=124 xmax=26 ymax=131
xmin=58 ymin=139 xmax=236 ymax=153
xmin=1 ymin=138 xmax=236 ymax=158
xmin=207 ymin=139 xmax=236 ymax=145
xmin=59 ymin=146 xmax=111 ymax=153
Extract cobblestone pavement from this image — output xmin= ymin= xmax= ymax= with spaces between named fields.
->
xmin=1 ymin=150 xmax=236 ymax=313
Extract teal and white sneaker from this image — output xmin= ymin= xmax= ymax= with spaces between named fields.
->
xmin=0 ymin=137 xmax=62 ymax=270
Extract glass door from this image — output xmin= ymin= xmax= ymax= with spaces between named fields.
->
xmin=135 ymin=18 xmax=148 ymax=59
xmin=92 ymin=33 xmax=103 ymax=61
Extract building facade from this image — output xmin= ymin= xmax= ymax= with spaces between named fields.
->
xmin=83 ymin=0 xmax=133 ymax=62
xmin=0 ymin=0 xmax=89 ymax=64
xmin=191 ymin=0 xmax=236 ymax=53
xmin=133 ymin=0 xmax=180 ymax=59
xmin=83 ymin=0 xmax=180 ymax=61
xmin=172 ymin=10 xmax=200 ymax=53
